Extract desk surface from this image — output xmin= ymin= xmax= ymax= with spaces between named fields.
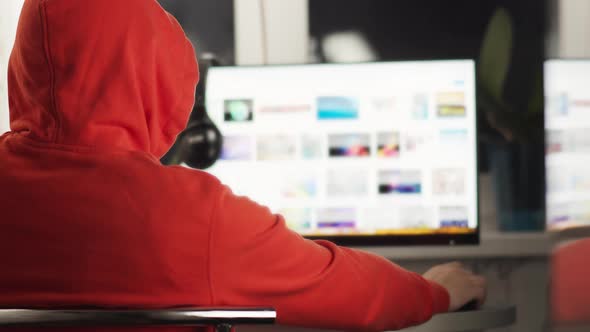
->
xmin=402 ymin=306 xmax=516 ymax=332
xmin=240 ymin=306 xmax=516 ymax=332
xmin=356 ymin=232 xmax=551 ymax=260
xmin=357 ymin=229 xmax=590 ymax=261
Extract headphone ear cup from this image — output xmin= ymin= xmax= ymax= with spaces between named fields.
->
xmin=160 ymin=54 xmax=223 ymax=168
xmin=179 ymin=110 xmax=223 ymax=169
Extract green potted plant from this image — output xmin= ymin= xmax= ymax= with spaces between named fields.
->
xmin=477 ymin=7 xmax=545 ymax=231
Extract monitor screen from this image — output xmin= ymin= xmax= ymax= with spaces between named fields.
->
xmin=205 ymin=60 xmax=478 ymax=245
xmin=545 ymin=60 xmax=590 ymax=231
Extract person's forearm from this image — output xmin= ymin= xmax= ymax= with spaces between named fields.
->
xmin=210 ymin=187 xmax=449 ymax=332
xmin=295 ymin=241 xmax=449 ymax=331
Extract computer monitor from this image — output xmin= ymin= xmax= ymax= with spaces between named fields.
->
xmin=545 ymin=60 xmax=590 ymax=231
xmin=205 ymin=60 xmax=478 ymax=245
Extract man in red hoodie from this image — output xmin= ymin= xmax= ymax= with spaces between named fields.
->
xmin=0 ymin=0 xmax=486 ymax=331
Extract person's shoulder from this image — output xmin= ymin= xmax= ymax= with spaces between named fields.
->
xmin=114 ymin=151 xmax=224 ymax=192
xmin=164 ymin=163 xmax=223 ymax=187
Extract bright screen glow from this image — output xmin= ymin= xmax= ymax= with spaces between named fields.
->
xmin=545 ymin=60 xmax=590 ymax=231
xmin=205 ymin=60 xmax=478 ymax=237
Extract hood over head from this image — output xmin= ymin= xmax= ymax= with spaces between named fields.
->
xmin=8 ymin=0 xmax=199 ymax=158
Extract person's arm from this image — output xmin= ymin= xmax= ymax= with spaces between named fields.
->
xmin=208 ymin=186 xmax=449 ymax=332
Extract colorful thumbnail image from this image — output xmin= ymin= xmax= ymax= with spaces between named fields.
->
xmin=548 ymin=202 xmax=570 ymax=227
xmin=257 ymin=135 xmax=297 ymax=161
xmin=279 ymin=208 xmax=313 ymax=232
xmin=439 ymin=129 xmax=468 ymax=145
xmin=436 ymin=92 xmax=466 ymax=117
xmin=280 ymin=172 xmax=317 ymax=199
xmin=301 ymin=134 xmax=324 ymax=159
xmin=317 ymin=96 xmax=359 ymax=120
xmin=439 ymin=206 xmax=469 ymax=229
xmin=377 ymin=132 xmax=400 ymax=157
xmin=224 ymin=99 xmax=254 ymax=122
xmin=546 ymin=130 xmax=565 ymax=154
xmin=412 ymin=94 xmax=429 ymax=120
xmin=220 ymin=135 xmax=253 ymax=161
xmin=327 ymin=168 xmax=369 ymax=197
xmin=547 ymin=128 xmax=590 ymax=154
xmin=433 ymin=168 xmax=466 ymax=196
xmin=316 ymin=208 xmax=357 ymax=233
xmin=378 ymin=170 xmax=422 ymax=194
xmin=546 ymin=93 xmax=569 ymax=118
xmin=547 ymin=201 xmax=590 ymax=230
xmin=328 ymin=133 xmax=371 ymax=157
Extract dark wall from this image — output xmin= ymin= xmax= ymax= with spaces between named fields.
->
xmin=311 ymin=1 xmax=545 ymax=58
xmin=311 ymin=0 xmax=546 ymax=110
xmin=158 ymin=0 xmax=235 ymax=64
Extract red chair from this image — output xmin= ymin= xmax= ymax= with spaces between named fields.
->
xmin=551 ymin=232 xmax=590 ymax=331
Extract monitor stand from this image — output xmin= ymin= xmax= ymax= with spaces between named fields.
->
xmin=402 ymin=306 xmax=516 ymax=332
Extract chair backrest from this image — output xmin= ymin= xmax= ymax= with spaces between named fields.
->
xmin=0 ymin=308 xmax=276 ymax=332
xmin=551 ymin=232 xmax=590 ymax=327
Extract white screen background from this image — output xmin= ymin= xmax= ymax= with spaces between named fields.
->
xmin=205 ymin=60 xmax=478 ymax=236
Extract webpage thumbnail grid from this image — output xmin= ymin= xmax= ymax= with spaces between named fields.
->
xmin=205 ymin=61 xmax=478 ymax=236
xmin=545 ymin=60 xmax=590 ymax=231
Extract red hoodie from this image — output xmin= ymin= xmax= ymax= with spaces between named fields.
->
xmin=0 ymin=0 xmax=449 ymax=331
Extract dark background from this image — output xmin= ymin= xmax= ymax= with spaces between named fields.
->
xmin=158 ymin=0 xmax=235 ymax=65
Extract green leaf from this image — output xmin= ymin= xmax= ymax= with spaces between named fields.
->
xmin=479 ymin=7 xmax=513 ymax=103
xmin=527 ymin=70 xmax=543 ymax=114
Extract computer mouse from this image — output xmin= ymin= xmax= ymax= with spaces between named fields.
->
xmin=456 ymin=299 xmax=479 ymax=312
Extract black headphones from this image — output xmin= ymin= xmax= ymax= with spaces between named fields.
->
xmin=161 ymin=54 xmax=223 ymax=169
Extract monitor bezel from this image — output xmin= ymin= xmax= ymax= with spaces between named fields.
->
xmin=306 ymin=232 xmax=479 ymax=246
xmin=205 ymin=59 xmax=481 ymax=246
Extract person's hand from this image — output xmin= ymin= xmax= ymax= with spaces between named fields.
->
xmin=423 ymin=262 xmax=487 ymax=311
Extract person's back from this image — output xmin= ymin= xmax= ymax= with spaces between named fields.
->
xmin=0 ymin=137 xmax=219 ymax=309
xmin=0 ymin=1 xmax=485 ymax=331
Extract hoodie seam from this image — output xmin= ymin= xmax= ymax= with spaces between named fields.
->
xmin=206 ymin=185 xmax=225 ymax=306
xmin=39 ymin=0 xmax=61 ymax=143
